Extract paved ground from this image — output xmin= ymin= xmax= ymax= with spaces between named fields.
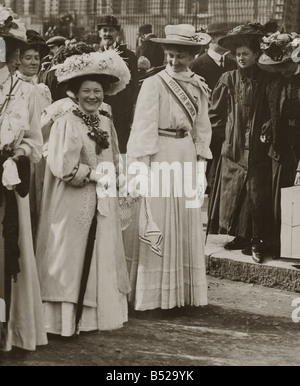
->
xmin=1 ymin=276 xmax=300 ymax=367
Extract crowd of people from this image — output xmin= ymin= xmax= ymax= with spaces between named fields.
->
xmin=0 ymin=3 xmax=299 ymax=354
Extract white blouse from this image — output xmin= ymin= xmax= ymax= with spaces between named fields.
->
xmin=127 ymin=64 xmax=213 ymax=160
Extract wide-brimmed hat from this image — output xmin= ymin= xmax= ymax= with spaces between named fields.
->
xmin=151 ymin=24 xmax=211 ymax=46
xmin=0 ymin=5 xmax=29 ymax=50
xmin=97 ymin=15 xmax=121 ymax=32
xmin=218 ymin=23 xmax=265 ymax=51
xmin=258 ymin=32 xmax=300 ymax=65
xmin=207 ymin=22 xmax=239 ymax=36
xmin=24 ymin=29 xmax=50 ymax=58
xmin=56 ymin=49 xmax=130 ymax=96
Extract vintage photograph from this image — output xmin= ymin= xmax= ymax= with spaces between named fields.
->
xmin=0 ymin=0 xmax=300 ymax=368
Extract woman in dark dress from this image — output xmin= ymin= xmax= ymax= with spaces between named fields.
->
xmin=207 ymin=24 xmax=273 ymax=264
xmin=258 ymin=32 xmax=300 ymax=258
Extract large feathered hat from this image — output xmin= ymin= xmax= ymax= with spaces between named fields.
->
xmin=258 ymin=32 xmax=300 ymax=65
xmin=55 ymin=49 xmax=131 ymax=96
xmin=218 ymin=23 xmax=266 ymax=51
xmin=0 ymin=4 xmax=28 ymax=50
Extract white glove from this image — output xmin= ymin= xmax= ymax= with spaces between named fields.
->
xmin=90 ymin=170 xmax=112 ymax=189
xmin=2 ymin=159 xmax=21 ymax=190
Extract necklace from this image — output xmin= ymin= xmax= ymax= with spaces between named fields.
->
xmin=72 ymin=108 xmax=110 ymax=155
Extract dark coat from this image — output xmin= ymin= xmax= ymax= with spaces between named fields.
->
xmin=136 ymin=34 xmax=165 ymax=68
xmin=265 ymin=73 xmax=300 ymax=254
xmin=190 ymin=52 xmax=237 ymax=92
xmin=103 ymin=43 xmax=139 ymax=154
xmin=207 ymin=66 xmax=272 ymax=239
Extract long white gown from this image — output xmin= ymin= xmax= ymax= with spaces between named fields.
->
xmin=35 ymin=109 xmax=130 ymax=336
xmin=124 ymin=65 xmax=212 ymax=311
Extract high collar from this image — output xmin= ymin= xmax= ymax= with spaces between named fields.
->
xmin=238 ymin=64 xmax=260 ymax=81
xmin=16 ymin=71 xmax=38 ymax=84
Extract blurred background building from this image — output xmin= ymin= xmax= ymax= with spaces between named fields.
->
xmin=3 ymin=0 xmax=299 ymax=50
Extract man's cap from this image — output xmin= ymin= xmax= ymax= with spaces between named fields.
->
xmin=46 ymin=36 xmax=67 ymax=47
xmin=97 ymin=15 xmax=121 ymax=32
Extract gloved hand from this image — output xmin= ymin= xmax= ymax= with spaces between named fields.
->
xmin=2 ymin=158 xmax=21 ymax=190
xmin=90 ymin=170 xmax=112 ymax=189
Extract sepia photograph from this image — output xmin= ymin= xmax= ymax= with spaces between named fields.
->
xmin=0 ymin=0 xmax=300 ymax=369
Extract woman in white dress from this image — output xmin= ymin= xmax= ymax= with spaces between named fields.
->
xmin=0 ymin=6 xmax=47 ymax=352
xmin=16 ymin=29 xmax=52 ymax=240
xmin=124 ymin=25 xmax=212 ymax=312
xmin=35 ymin=50 xmax=131 ymax=336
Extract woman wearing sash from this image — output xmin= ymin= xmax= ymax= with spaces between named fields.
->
xmin=0 ymin=6 xmax=47 ymax=352
xmin=124 ymin=25 xmax=212 ymax=312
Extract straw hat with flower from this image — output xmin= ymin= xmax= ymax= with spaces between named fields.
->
xmin=151 ymin=24 xmax=211 ymax=46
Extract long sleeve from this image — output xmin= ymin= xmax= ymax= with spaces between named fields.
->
xmin=127 ymin=76 xmax=160 ymax=159
xmin=192 ymin=90 xmax=213 ymax=160
xmin=48 ymin=114 xmax=91 ymax=187
xmin=17 ymin=87 xmax=43 ymax=164
xmin=209 ymin=76 xmax=229 ymax=157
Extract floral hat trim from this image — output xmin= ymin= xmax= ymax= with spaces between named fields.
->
xmin=0 ymin=4 xmax=27 ymax=43
xmin=56 ymin=49 xmax=131 ymax=96
xmin=259 ymin=31 xmax=300 ymax=65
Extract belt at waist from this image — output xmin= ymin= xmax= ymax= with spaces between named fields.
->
xmin=158 ymin=128 xmax=189 ymax=139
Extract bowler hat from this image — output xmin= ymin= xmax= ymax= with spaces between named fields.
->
xmin=97 ymin=15 xmax=121 ymax=32
xmin=207 ymin=22 xmax=238 ymax=36
xmin=139 ymin=24 xmax=152 ymax=35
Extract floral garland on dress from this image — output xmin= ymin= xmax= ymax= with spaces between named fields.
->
xmin=72 ymin=108 xmax=109 ymax=155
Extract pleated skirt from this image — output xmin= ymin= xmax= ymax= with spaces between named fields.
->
xmin=125 ymin=134 xmax=208 ymax=311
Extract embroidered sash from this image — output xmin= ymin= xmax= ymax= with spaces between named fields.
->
xmin=158 ymin=70 xmax=198 ymax=126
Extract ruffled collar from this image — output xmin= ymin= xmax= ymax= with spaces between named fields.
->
xmin=0 ymin=66 xmax=11 ymax=85
xmin=164 ymin=64 xmax=210 ymax=100
xmin=165 ymin=64 xmax=196 ymax=84
xmin=16 ymin=71 xmax=38 ymax=84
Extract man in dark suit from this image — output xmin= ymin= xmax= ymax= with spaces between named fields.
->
xmin=190 ymin=23 xmax=237 ymax=194
xmin=97 ymin=15 xmax=139 ymax=154
xmin=136 ymin=24 xmax=165 ymax=68
xmin=190 ymin=22 xmax=237 ymax=91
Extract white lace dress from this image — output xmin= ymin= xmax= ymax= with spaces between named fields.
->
xmin=35 ymin=109 xmax=130 ymax=336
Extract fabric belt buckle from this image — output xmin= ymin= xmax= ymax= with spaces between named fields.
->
xmin=175 ymin=129 xmax=186 ymax=139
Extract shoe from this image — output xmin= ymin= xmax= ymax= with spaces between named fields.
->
xmin=224 ymin=236 xmax=248 ymax=250
xmin=242 ymin=245 xmax=252 ymax=256
xmin=251 ymin=239 xmax=264 ymax=264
